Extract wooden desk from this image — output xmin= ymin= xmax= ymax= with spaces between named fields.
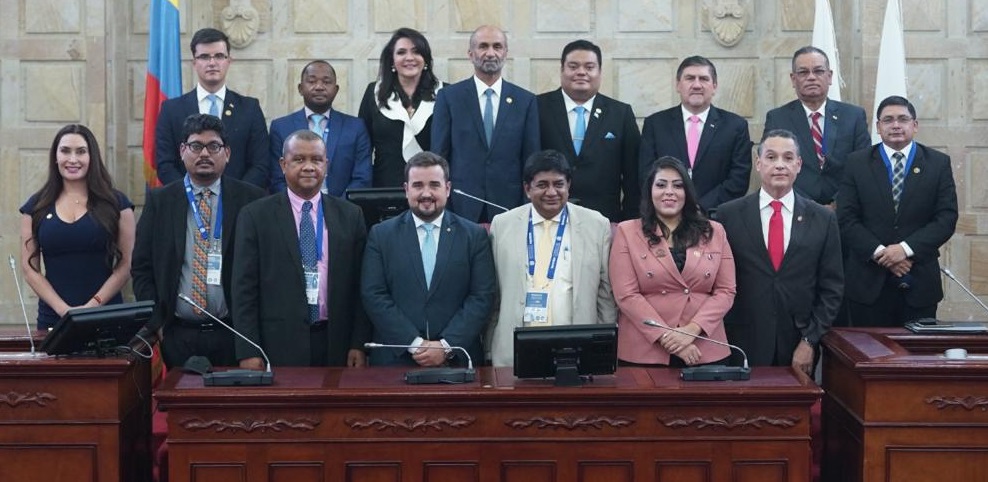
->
xmin=0 ymin=352 xmax=151 ymax=482
xmin=156 ymin=366 xmax=820 ymax=482
xmin=821 ymin=328 xmax=988 ymax=482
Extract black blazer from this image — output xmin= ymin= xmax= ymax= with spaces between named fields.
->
xmin=155 ymin=89 xmax=270 ymax=188
xmin=764 ymin=99 xmax=870 ymax=204
xmin=537 ymin=89 xmax=641 ymax=222
xmin=132 ymin=176 xmax=266 ymax=332
xmin=837 ymin=142 xmax=958 ymax=307
xmin=718 ymin=192 xmax=844 ymax=366
xmin=639 ymin=105 xmax=752 ymax=211
xmin=231 ymin=192 xmax=370 ymax=366
xmin=361 ymin=210 xmax=496 ymax=366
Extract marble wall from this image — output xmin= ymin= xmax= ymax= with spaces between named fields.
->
xmin=0 ymin=0 xmax=986 ymax=323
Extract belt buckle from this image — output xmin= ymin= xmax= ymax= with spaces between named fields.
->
xmin=199 ymin=322 xmax=217 ymax=331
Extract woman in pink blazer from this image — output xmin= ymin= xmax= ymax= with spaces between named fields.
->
xmin=609 ymin=157 xmax=736 ymax=366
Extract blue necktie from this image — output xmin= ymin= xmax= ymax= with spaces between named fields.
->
xmin=573 ymin=106 xmax=586 ymax=155
xmin=299 ymin=201 xmax=319 ymax=323
xmin=310 ymin=113 xmax=326 ymax=140
xmin=207 ymin=94 xmax=220 ymax=117
xmin=422 ymin=223 xmax=436 ymax=288
xmin=482 ymin=88 xmax=495 ymax=147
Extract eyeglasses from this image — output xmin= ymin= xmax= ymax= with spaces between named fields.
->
xmin=794 ymin=68 xmax=829 ymax=79
xmin=879 ymin=115 xmax=914 ymax=126
xmin=194 ymin=53 xmax=229 ymax=62
xmin=184 ymin=141 xmax=225 ymax=154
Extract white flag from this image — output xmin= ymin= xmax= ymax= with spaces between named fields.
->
xmin=812 ymin=0 xmax=842 ymax=101
xmin=872 ymin=0 xmax=908 ymax=143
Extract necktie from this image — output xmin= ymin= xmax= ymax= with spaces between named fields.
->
xmin=299 ymin=201 xmax=319 ymax=323
xmin=207 ymin=94 xmax=220 ymax=117
xmin=191 ymin=189 xmax=212 ymax=313
xmin=686 ymin=115 xmax=701 ymax=168
xmin=483 ymin=88 xmax=495 ymax=147
xmin=309 ymin=113 xmax=325 ymax=140
xmin=573 ymin=106 xmax=586 ymax=155
xmin=421 ymin=223 xmax=436 ymax=288
xmin=810 ymin=112 xmax=825 ymax=168
xmin=768 ymin=200 xmax=784 ymax=271
xmin=533 ymin=220 xmax=556 ymax=288
xmin=891 ymin=152 xmax=906 ymax=211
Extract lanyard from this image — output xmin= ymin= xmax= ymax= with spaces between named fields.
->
xmin=527 ymin=207 xmax=568 ymax=281
xmin=184 ymin=175 xmax=222 ymax=241
xmin=879 ymin=144 xmax=917 ymax=184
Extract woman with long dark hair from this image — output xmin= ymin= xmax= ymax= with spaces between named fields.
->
xmin=609 ymin=157 xmax=736 ymax=366
xmin=358 ymin=27 xmax=445 ymax=187
xmin=19 ymin=124 xmax=135 ymax=329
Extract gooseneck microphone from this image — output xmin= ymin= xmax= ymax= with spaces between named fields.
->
xmin=364 ymin=342 xmax=475 ymax=384
xmin=452 ymin=189 xmax=509 ymax=213
xmin=941 ymin=267 xmax=988 ymax=317
xmin=9 ymin=255 xmax=39 ymax=356
xmin=178 ymin=293 xmax=273 ymax=386
xmin=643 ymin=319 xmax=751 ymax=381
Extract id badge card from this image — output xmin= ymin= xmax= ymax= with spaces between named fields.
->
xmin=304 ymin=268 xmax=320 ymax=305
xmin=206 ymin=253 xmax=222 ymax=285
xmin=523 ymin=291 xmax=550 ymax=326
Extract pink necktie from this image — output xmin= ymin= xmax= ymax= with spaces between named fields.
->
xmin=768 ymin=200 xmax=784 ymax=271
xmin=686 ymin=115 xmax=701 ymax=168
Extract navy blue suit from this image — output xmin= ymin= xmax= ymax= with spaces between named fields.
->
xmin=432 ymin=78 xmax=540 ymax=222
xmin=268 ymin=108 xmax=372 ymax=195
xmin=155 ymin=89 xmax=270 ymax=187
xmin=361 ymin=210 xmax=496 ymax=366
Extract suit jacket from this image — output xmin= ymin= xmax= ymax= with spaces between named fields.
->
xmin=537 ymin=89 xmax=641 ymax=222
xmin=837 ymin=142 xmax=958 ymax=307
xmin=639 ymin=105 xmax=752 ymax=211
xmin=718 ymin=192 xmax=843 ymax=366
xmin=608 ymin=219 xmax=735 ymax=365
xmin=488 ymin=203 xmax=618 ymax=367
xmin=132 ymin=176 xmax=266 ymax=333
xmin=764 ymin=99 xmax=870 ymax=204
xmin=361 ymin=210 xmax=496 ymax=366
xmin=155 ymin=89 xmax=270 ymax=187
xmin=432 ymin=77 xmax=541 ymax=222
xmin=268 ymin=108 xmax=372 ymax=195
xmin=231 ymin=192 xmax=370 ymax=366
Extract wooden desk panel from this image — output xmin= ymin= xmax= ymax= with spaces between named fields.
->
xmin=156 ymin=366 xmax=820 ymax=482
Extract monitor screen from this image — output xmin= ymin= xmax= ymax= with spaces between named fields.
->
xmin=346 ymin=187 xmax=408 ymax=230
xmin=513 ymin=323 xmax=618 ymax=386
xmin=40 ymin=300 xmax=155 ymax=356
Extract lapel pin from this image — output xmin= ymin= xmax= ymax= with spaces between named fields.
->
xmin=913 ymin=167 xmax=921 ymax=174
xmin=832 ymin=115 xmax=838 ymax=120
xmin=797 ymin=215 xmax=803 ymax=222
xmin=705 ymin=272 xmax=711 ymax=278
xmin=640 ymin=253 xmax=647 ymax=259
xmin=707 ymin=254 xmax=712 ymax=260
xmin=46 ymin=213 xmax=52 ymax=219
xmin=506 ymin=97 xmax=513 ymax=104
xmin=708 ymin=123 xmax=716 ymax=128
xmin=646 ymin=271 xmax=654 ymax=278
xmin=224 ymin=110 xmax=232 ymax=116
xmin=446 ymin=227 xmax=451 ymax=232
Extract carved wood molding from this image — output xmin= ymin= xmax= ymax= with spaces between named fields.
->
xmin=659 ymin=415 xmax=800 ymax=430
xmin=345 ymin=416 xmax=476 ymax=432
xmin=0 ymin=391 xmax=57 ymax=408
xmin=179 ymin=417 xmax=320 ymax=433
xmin=505 ymin=416 xmax=635 ymax=430
xmin=925 ymin=396 xmax=988 ymax=411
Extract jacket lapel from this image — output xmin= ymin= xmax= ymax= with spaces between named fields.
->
xmin=741 ymin=195 xmax=773 ymax=270
xmin=277 ymin=194 xmax=304 ymax=272
xmin=219 ymin=177 xmax=234 ymax=255
xmin=429 ymin=213 xmax=455 ymax=296
xmin=566 ymin=205 xmax=584 ymax=291
xmin=782 ymin=196 xmax=809 ymax=270
xmin=325 ymin=110 xmax=343 ymax=163
xmin=823 ymin=101 xmax=839 ymax=158
xmin=695 ymin=107 xmax=720 ymax=163
xmin=170 ymin=183 xmax=189 ymax=265
xmin=868 ymin=147 xmax=898 ymax=216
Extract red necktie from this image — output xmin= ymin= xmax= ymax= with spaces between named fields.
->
xmin=768 ymin=200 xmax=784 ymax=271
xmin=810 ymin=112 xmax=825 ymax=168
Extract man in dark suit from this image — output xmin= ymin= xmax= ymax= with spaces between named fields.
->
xmin=155 ymin=28 xmax=269 ymax=188
xmin=639 ymin=56 xmax=752 ymax=213
xmin=133 ymin=114 xmax=266 ymax=368
xmin=361 ymin=151 xmax=495 ymax=366
xmin=838 ymin=96 xmax=958 ymax=327
xmin=268 ymin=60 xmax=372 ymax=195
xmin=719 ymin=129 xmax=843 ymax=374
xmin=764 ymin=46 xmax=870 ymax=207
xmin=232 ymin=130 xmax=370 ymax=368
xmin=537 ymin=40 xmax=640 ymax=222
xmin=432 ymin=25 xmax=540 ymax=223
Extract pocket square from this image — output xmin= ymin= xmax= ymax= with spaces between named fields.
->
xmin=604 ymin=132 xmax=616 ymax=139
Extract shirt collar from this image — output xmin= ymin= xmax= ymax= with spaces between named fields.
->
xmin=681 ymin=105 xmax=710 ymax=124
xmin=530 ymin=204 xmax=564 ymax=224
xmin=197 ymin=84 xmax=227 ymax=104
xmin=304 ymin=106 xmax=332 ymax=118
xmin=801 ymin=99 xmax=828 ymax=119
xmin=882 ymin=141 xmax=915 ymax=160
xmin=562 ymin=90 xmax=595 ymax=113
xmin=413 ymin=211 xmax=445 ymax=229
xmin=190 ymin=177 xmax=222 ymax=194
xmin=474 ymin=76 xmax=503 ymax=99
xmin=758 ymin=188 xmax=795 ymax=212
xmin=287 ymin=188 xmax=322 ymax=214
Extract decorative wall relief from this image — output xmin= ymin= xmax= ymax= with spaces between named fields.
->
xmin=704 ymin=0 xmax=749 ymax=47
xmin=221 ymin=0 xmax=260 ymax=49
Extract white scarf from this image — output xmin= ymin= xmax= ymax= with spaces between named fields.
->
xmin=374 ymin=81 xmax=443 ymax=161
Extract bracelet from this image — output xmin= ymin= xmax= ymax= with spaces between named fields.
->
xmin=92 ymin=294 xmax=103 ymax=305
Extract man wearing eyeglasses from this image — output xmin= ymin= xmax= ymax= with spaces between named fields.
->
xmin=154 ymin=28 xmax=270 ymax=188
xmin=837 ymin=96 xmax=958 ymax=327
xmin=764 ymin=46 xmax=870 ymax=208
xmin=133 ymin=114 xmax=266 ymax=368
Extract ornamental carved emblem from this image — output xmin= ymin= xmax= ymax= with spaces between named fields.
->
xmin=704 ymin=0 xmax=748 ymax=48
xmin=221 ymin=0 xmax=260 ymax=49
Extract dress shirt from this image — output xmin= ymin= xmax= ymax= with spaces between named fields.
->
xmin=196 ymin=84 xmax=228 ymax=116
xmin=759 ymin=188 xmax=795 ymax=252
xmin=681 ymin=105 xmax=710 ymax=139
xmin=176 ymin=177 xmax=228 ymax=320
xmin=408 ymin=210 xmax=448 ymax=353
xmin=473 ymin=75 xmax=503 ymax=124
xmin=286 ymin=189 xmax=330 ymax=320
xmin=801 ymin=99 xmax=828 ymax=137
xmin=531 ymin=207 xmax=573 ymax=326
xmin=562 ymin=91 xmax=595 ymax=139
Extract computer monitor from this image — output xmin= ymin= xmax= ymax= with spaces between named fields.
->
xmin=345 ymin=187 xmax=408 ymax=229
xmin=40 ymin=300 xmax=155 ymax=356
xmin=513 ymin=323 xmax=618 ymax=386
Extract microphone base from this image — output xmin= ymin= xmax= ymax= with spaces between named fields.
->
xmin=681 ymin=365 xmax=751 ymax=381
xmin=203 ymin=369 xmax=274 ymax=386
xmin=405 ymin=368 xmax=475 ymax=384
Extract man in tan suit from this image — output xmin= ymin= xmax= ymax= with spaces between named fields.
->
xmin=488 ymin=149 xmax=617 ymax=367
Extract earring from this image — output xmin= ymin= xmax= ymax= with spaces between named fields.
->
xmin=424 ymin=65 xmax=429 ymax=71
xmin=391 ymin=66 xmax=396 ymax=72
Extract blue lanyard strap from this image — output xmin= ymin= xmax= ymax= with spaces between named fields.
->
xmin=184 ymin=175 xmax=222 ymax=240
xmin=878 ymin=143 xmax=917 ymax=184
xmin=527 ymin=207 xmax=569 ymax=280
